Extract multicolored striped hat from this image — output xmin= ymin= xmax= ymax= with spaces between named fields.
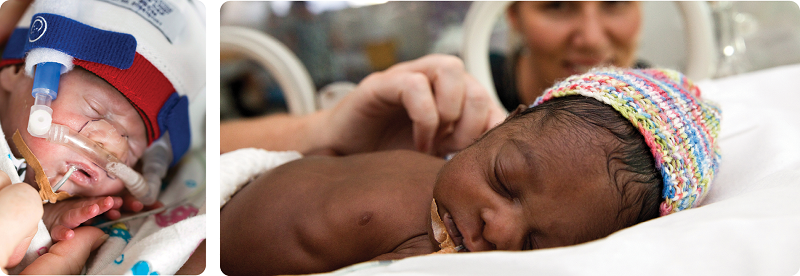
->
xmin=532 ymin=68 xmax=721 ymax=216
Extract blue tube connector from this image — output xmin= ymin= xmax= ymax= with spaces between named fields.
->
xmin=28 ymin=62 xmax=63 ymax=138
xmin=32 ymin=62 xmax=61 ymax=98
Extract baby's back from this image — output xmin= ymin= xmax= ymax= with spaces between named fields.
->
xmin=220 ymin=150 xmax=445 ymax=275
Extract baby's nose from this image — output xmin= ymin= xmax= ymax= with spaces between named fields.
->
xmin=479 ymin=208 xmax=526 ymax=250
xmin=79 ymin=119 xmax=130 ymax=162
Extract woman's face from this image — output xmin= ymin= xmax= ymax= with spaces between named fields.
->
xmin=508 ymin=1 xmax=642 ymax=84
xmin=431 ymin=113 xmax=627 ymax=252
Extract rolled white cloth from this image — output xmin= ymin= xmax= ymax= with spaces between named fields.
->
xmin=219 ymin=148 xmax=302 ymax=208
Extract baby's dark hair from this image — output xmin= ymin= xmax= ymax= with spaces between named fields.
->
xmin=511 ymin=95 xmax=663 ymax=226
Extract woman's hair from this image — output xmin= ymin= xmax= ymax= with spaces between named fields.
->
xmin=512 ymin=95 xmax=663 ymax=226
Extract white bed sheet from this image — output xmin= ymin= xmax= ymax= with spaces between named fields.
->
xmin=323 ymin=64 xmax=800 ymax=276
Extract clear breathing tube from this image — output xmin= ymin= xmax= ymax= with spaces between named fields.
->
xmin=46 ymin=123 xmax=163 ymax=205
xmin=141 ymin=132 xmax=172 ymax=201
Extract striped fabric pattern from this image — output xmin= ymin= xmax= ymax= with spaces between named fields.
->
xmin=532 ymin=67 xmax=722 ymax=216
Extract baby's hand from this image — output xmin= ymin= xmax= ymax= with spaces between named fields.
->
xmin=119 ymin=189 xmax=164 ymax=212
xmin=42 ymin=196 xmax=123 ymax=241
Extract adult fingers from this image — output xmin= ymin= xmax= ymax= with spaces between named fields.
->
xmin=437 ymin=75 xmax=495 ymax=154
xmin=0 ymin=183 xmax=42 ymax=269
xmin=0 ymin=171 xmax=11 ymax=190
xmin=6 ymin=235 xmax=33 ymax=269
xmin=0 ymin=0 xmax=33 ymax=45
xmin=21 ymin=226 xmax=107 ymax=275
xmin=362 ymin=70 xmax=440 ymax=154
xmin=485 ymin=99 xmax=508 ymax=130
xmin=391 ymin=54 xmax=467 ymax=126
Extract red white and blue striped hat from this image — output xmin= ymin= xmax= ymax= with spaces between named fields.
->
xmin=1 ymin=0 xmax=205 ymax=164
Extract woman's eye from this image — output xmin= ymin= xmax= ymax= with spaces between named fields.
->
xmin=543 ymin=1 xmax=567 ymax=11
xmin=602 ymin=1 xmax=633 ymax=14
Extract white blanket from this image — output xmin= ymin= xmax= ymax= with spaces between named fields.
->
xmin=86 ymin=149 xmax=206 ymax=275
xmin=219 ymin=148 xmax=302 ymax=208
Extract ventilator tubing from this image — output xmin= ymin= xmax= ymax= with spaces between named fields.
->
xmin=141 ymin=133 xmax=173 ymax=204
xmin=28 ymin=62 xmax=63 ymax=138
xmin=46 ymin=123 xmax=158 ymax=204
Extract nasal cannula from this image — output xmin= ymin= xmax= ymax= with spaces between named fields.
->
xmin=46 ymin=123 xmax=158 ymax=205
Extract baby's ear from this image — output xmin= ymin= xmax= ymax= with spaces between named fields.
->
xmin=505 ymin=104 xmax=528 ymax=121
xmin=0 ymin=64 xmax=28 ymax=94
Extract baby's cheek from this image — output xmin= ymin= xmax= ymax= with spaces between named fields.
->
xmin=79 ymin=120 xmax=130 ymax=161
xmin=25 ymin=136 xmax=65 ymax=178
xmin=87 ymin=177 xmax=126 ymax=197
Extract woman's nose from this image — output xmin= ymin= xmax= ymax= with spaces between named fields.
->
xmin=572 ymin=5 xmax=610 ymax=52
xmin=474 ymin=207 xmax=526 ymax=251
xmin=79 ymin=119 xmax=130 ymax=161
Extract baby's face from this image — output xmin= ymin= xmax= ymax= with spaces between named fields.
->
xmin=9 ymin=68 xmax=147 ymax=196
xmin=432 ymin=114 xmax=626 ymax=252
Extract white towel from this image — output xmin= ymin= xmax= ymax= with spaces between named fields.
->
xmin=219 ymin=148 xmax=302 ymax=208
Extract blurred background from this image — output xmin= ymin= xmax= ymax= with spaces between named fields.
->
xmin=220 ymin=1 xmax=800 ymax=119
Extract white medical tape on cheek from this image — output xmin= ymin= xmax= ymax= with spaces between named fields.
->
xmin=78 ymin=118 xmax=131 ymax=162
xmin=79 ymin=119 xmax=127 ymax=144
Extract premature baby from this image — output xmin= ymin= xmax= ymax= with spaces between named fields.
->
xmin=0 ymin=2 xmax=197 ymax=243
xmin=220 ymin=68 xmax=721 ymax=275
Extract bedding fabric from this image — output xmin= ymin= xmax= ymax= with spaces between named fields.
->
xmin=85 ymin=149 xmax=206 ymax=275
xmin=322 ymin=64 xmax=800 ymax=276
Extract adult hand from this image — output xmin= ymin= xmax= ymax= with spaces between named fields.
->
xmin=0 ymin=0 xmax=32 ymax=45
xmin=20 ymin=226 xmax=107 ymax=275
xmin=0 ymin=171 xmax=108 ymax=274
xmin=315 ymin=54 xmax=507 ymax=156
xmin=0 ymin=171 xmax=42 ymax=273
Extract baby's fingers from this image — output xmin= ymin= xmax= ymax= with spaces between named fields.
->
xmin=101 ymin=197 xmax=124 ymax=221
xmin=121 ymin=192 xmax=144 ymax=212
xmin=60 ymin=203 xmax=101 ymax=229
xmin=49 ymin=225 xmax=75 ymax=241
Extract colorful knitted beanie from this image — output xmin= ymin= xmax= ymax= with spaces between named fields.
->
xmin=0 ymin=0 xmax=205 ymax=165
xmin=531 ymin=68 xmax=721 ymax=216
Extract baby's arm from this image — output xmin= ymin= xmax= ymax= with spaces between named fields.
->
xmin=42 ymin=196 xmax=123 ymax=241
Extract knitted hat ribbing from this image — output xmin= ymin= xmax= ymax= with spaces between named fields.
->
xmin=532 ymin=68 xmax=721 ymax=215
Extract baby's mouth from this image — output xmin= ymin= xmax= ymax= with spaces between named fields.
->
xmin=64 ymin=162 xmax=98 ymax=187
xmin=443 ymin=213 xmax=467 ymax=252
